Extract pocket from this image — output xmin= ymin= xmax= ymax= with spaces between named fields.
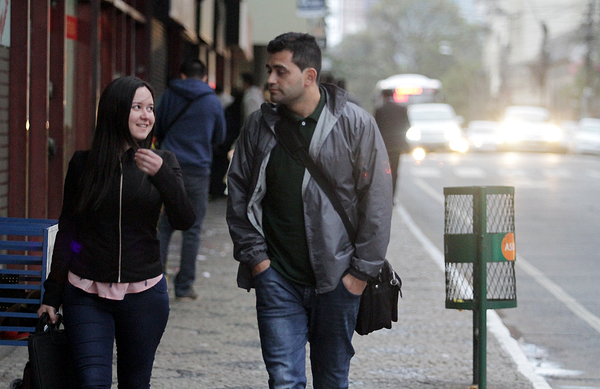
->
xmin=252 ymin=265 xmax=273 ymax=282
xmin=340 ymin=277 xmax=363 ymax=298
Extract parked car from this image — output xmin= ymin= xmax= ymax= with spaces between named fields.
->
xmin=574 ymin=118 xmax=600 ymax=155
xmin=406 ymin=103 xmax=467 ymax=152
xmin=466 ymin=120 xmax=499 ymax=152
xmin=496 ymin=106 xmax=568 ymax=153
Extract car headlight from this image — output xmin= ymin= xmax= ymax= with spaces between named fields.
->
xmin=406 ymin=127 xmax=421 ymax=141
xmin=471 ymin=137 xmax=484 ymax=148
xmin=498 ymin=121 xmax=525 ymax=143
xmin=444 ymin=125 xmax=462 ymax=141
xmin=544 ymin=125 xmax=563 ymax=142
xmin=412 ymin=147 xmax=426 ymax=160
xmin=449 ymin=138 xmax=469 ymax=153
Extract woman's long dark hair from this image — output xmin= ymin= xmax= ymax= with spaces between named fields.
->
xmin=75 ymin=76 xmax=155 ymax=213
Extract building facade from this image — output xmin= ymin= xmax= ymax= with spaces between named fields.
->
xmin=0 ymin=0 xmax=325 ymax=220
xmin=2 ymin=0 xmax=255 ymax=220
xmin=482 ymin=0 xmax=593 ymax=120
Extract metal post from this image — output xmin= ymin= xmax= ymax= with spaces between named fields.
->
xmin=472 ymin=187 xmax=487 ymax=389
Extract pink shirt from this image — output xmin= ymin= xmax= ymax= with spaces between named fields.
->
xmin=68 ymin=271 xmax=163 ymax=300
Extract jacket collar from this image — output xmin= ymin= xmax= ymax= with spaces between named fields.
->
xmin=261 ymin=83 xmax=349 ymax=131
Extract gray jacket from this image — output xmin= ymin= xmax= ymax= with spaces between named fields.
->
xmin=226 ymin=84 xmax=392 ymax=294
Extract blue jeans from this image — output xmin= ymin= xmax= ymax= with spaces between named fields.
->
xmin=62 ymin=277 xmax=169 ymax=388
xmin=158 ymin=168 xmax=209 ymax=296
xmin=254 ymin=267 xmax=361 ymax=389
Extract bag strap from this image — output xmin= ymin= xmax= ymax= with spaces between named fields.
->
xmin=274 ymin=119 xmax=357 ymax=241
xmin=158 ymin=90 xmax=214 ymax=142
xmin=274 ymin=118 xmax=402 ymax=292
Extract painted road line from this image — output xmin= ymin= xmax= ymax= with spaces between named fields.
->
xmin=410 ymin=167 xmax=442 ymax=178
xmin=496 ymin=168 xmax=528 ymax=177
xmin=516 ymin=256 xmax=600 ymax=335
xmin=453 ymin=167 xmax=486 ymax=178
xmin=542 ymin=168 xmax=572 ymax=179
xmin=414 ymin=178 xmax=445 ymax=204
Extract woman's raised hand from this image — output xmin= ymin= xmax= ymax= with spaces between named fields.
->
xmin=134 ymin=148 xmax=163 ymax=176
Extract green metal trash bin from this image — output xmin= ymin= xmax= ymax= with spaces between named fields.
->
xmin=444 ymin=186 xmax=517 ymax=310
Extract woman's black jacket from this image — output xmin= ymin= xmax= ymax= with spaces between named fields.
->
xmin=42 ymin=148 xmax=195 ymax=309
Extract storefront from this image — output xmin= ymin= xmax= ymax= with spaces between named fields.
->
xmin=3 ymin=0 xmax=249 ymax=219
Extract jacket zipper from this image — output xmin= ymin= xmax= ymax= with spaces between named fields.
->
xmin=118 ymin=161 xmax=123 ymax=282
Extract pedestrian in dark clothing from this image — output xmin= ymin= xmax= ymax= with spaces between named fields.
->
xmin=38 ymin=76 xmax=195 ymax=387
xmin=155 ymin=60 xmax=226 ymax=300
xmin=210 ymin=88 xmax=243 ymax=199
xmin=226 ymin=32 xmax=392 ymax=389
xmin=375 ymin=89 xmax=411 ymax=195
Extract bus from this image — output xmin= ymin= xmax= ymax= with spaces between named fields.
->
xmin=374 ymin=74 xmax=443 ymax=106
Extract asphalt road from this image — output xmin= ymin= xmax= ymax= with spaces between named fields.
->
xmin=396 ymin=151 xmax=600 ymax=389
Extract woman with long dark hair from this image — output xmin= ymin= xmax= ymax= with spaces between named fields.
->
xmin=38 ymin=76 xmax=195 ymax=388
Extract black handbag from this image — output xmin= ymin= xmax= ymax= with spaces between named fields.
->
xmin=355 ymin=259 xmax=402 ymax=335
xmin=274 ymin=119 xmax=402 ymax=336
xmin=26 ymin=313 xmax=77 ymax=389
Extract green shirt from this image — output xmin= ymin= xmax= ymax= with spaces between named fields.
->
xmin=262 ymin=87 xmax=326 ymax=286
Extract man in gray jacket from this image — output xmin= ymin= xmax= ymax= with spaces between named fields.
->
xmin=226 ymin=32 xmax=392 ymax=389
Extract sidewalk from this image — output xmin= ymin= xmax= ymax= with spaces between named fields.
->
xmin=0 ymin=197 xmax=543 ymax=388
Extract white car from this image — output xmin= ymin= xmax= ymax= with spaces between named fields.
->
xmin=496 ymin=106 xmax=567 ymax=153
xmin=466 ymin=120 xmax=499 ymax=151
xmin=560 ymin=120 xmax=578 ymax=153
xmin=574 ymin=118 xmax=600 ymax=155
xmin=406 ymin=103 xmax=467 ymax=152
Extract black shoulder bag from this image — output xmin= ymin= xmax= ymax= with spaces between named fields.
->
xmin=273 ymin=119 xmax=402 ymax=336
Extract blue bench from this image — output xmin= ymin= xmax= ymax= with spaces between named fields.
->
xmin=0 ymin=217 xmax=58 ymax=346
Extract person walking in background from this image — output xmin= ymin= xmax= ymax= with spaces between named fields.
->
xmin=241 ymin=72 xmax=264 ymax=121
xmin=38 ymin=76 xmax=195 ymax=388
xmin=375 ymin=88 xmax=411 ymax=196
xmin=226 ymin=32 xmax=392 ymax=388
xmin=210 ymin=87 xmax=243 ymax=199
xmin=155 ymin=60 xmax=226 ymax=300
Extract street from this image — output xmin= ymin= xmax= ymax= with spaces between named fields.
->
xmin=396 ymin=151 xmax=600 ymax=389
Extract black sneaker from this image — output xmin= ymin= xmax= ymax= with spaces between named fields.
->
xmin=175 ymin=287 xmax=198 ymax=301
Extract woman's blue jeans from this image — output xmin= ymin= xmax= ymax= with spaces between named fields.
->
xmin=62 ymin=277 xmax=170 ymax=388
xmin=254 ymin=266 xmax=361 ymax=389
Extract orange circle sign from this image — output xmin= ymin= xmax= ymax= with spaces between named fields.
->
xmin=501 ymin=233 xmax=516 ymax=261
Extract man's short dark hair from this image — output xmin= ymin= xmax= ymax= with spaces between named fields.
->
xmin=267 ymin=32 xmax=321 ymax=78
xmin=180 ymin=60 xmax=206 ymax=79
xmin=382 ymin=89 xmax=394 ymax=98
